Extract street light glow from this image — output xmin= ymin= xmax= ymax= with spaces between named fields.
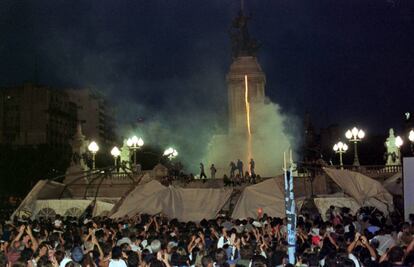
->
xmin=163 ymin=147 xmax=178 ymax=159
xmin=345 ymin=126 xmax=365 ymax=166
xmin=333 ymin=141 xmax=348 ymax=169
xmin=111 ymin=146 xmax=121 ymax=157
xmin=409 ymin=130 xmax=414 ymax=143
xmin=137 ymin=137 xmax=144 ymax=147
xmin=88 ymin=141 xmax=99 ymax=153
xmin=395 ymin=136 xmax=403 ymax=148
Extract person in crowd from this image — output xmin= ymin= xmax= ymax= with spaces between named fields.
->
xmin=236 ymin=160 xmax=243 ymax=176
xmin=1 ymin=205 xmax=413 ymax=267
xmin=210 ymin=164 xmax=217 ymax=180
xmin=229 ymin=162 xmax=236 ymax=178
xmin=199 ymin=163 xmax=207 ymax=182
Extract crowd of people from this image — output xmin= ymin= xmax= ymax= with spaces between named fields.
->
xmin=0 ymin=206 xmax=413 ymax=267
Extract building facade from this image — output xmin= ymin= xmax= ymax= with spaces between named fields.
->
xmin=65 ymin=89 xmax=116 ymax=146
xmin=0 ymin=83 xmax=77 ymax=146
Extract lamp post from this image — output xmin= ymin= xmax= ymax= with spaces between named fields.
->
xmin=127 ymin=136 xmax=144 ymax=165
xmin=110 ymin=146 xmax=121 ymax=167
xmin=345 ymin=127 xmax=365 ymax=166
xmin=395 ymin=136 xmax=403 ymax=165
xmin=88 ymin=141 xmax=99 ymax=170
xmin=409 ymin=130 xmax=414 ymax=155
xmin=333 ymin=141 xmax=348 ymax=169
xmin=163 ymin=147 xmax=178 ymax=160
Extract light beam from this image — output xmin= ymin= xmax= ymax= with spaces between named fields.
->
xmin=245 ymin=75 xmax=252 ymax=171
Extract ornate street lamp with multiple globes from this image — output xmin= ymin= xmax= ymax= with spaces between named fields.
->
xmin=333 ymin=141 xmax=348 ymax=169
xmin=163 ymin=147 xmax=178 ymax=160
xmin=110 ymin=146 xmax=121 ymax=166
xmin=127 ymin=136 xmax=144 ymax=165
xmin=87 ymin=141 xmax=99 ymax=170
xmin=345 ymin=127 xmax=365 ymax=166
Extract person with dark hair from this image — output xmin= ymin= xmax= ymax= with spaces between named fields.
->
xmin=380 ymin=246 xmax=406 ymax=267
xmin=201 ymin=255 xmax=214 ymax=267
xmin=214 ymin=248 xmax=229 ymax=267
xmin=110 ymin=246 xmax=127 ymax=267
xmin=325 ymin=252 xmax=356 ymax=267
xmin=250 ymin=255 xmax=267 ymax=267
xmin=199 ymin=163 xmax=207 ymax=182
xmin=126 ymin=251 xmax=139 ymax=267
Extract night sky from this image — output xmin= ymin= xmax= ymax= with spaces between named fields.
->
xmin=1 ymin=0 xmax=414 ymax=136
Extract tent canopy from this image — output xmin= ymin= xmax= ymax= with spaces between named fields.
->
xmin=110 ymin=180 xmax=233 ymax=222
xmin=231 ymin=178 xmax=286 ymax=219
xmin=323 ymin=168 xmax=394 ymax=215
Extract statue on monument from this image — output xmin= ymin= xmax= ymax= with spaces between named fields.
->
xmin=120 ymin=139 xmax=132 ymax=171
xmin=68 ymin=123 xmax=89 ymax=172
xmin=230 ymin=9 xmax=260 ymax=58
xmin=385 ymin=128 xmax=400 ymax=166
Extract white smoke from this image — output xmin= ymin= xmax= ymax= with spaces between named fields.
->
xmin=203 ymin=98 xmax=298 ymax=177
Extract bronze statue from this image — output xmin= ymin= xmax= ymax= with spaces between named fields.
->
xmin=230 ymin=9 xmax=260 ymax=58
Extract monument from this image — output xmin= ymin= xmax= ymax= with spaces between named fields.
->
xmin=385 ymin=128 xmax=402 ymax=166
xmin=204 ymin=6 xmax=291 ymax=177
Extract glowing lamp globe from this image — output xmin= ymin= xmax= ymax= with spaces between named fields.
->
xmin=88 ymin=141 xmax=99 ymax=153
xmin=343 ymin=143 xmax=349 ymax=151
xmin=333 ymin=144 xmax=338 ymax=152
xmin=409 ymin=130 xmax=414 ymax=142
xmin=351 ymin=127 xmax=359 ymax=137
xmin=126 ymin=138 xmax=133 ymax=147
xmin=345 ymin=130 xmax=352 ymax=139
xmin=137 ymin=137 xmax=144 ymax=147
xmin=395 ymin=136 xmax=403 ymax=148
xmin=111 ymin=146 xmax=121 ymax=157
xmin=358 ymin=130 xmax=365 ymax=139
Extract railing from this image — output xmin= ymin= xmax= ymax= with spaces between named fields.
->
xmin=297 ymin=164 xmax=401 ymax=178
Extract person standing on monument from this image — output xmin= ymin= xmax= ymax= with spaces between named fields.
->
xmin=250 ymin=158 xmax=256 ymax=183
xmin=200 ymin=163 xmax=207 ymax=182
xmin=229 ymin=161 xmax=236 ymax=177
xmin=237 ymin=159 xmax=243 ymax=176
xmin=210 ymin=164 xmax=217 ymax=179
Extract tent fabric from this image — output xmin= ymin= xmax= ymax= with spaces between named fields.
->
xmin=32 ymin=200 xmax=114 ymax=218
xmin=323 ymin=168 xmax=394 ymax=215
xmin=231 ymin=178 xmax=286 ymax=219
xmin=313 ymin=197 xmax=361 ymax=220
xmin=110 ymin=180 xmax=233 ymax=221
xmin=383 ymin=171 xmax=402 ymax=195
xmin=12 ymin=180 xmax=70 ymax=219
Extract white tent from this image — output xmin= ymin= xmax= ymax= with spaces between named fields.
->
xmin=110 ymin=180 xmax=233 ymax=222
xmin=383 ymin=171 xmax=402 ymax=195
xmin=231 ymin=178 xmax=286 ymax=219
xmin=323 ymin=168 xmax=394 ymax=215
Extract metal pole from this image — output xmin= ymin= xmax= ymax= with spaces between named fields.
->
xmin=92 ymin=153 xmax=96 ymax=170
xmin=353 ymin=140 xmax=360 ymax=166
xmin=114 ymin=157 xmax=117 ymax=167
xmin=287 ymin=153 xmax=296 ymax=264
xmin=284 ymin=151 xmax=296 ymax=265
xmin=339 ymin=152 xmax=343 ymax=169
xmin=134 ymin=148 xmax=137 ymax=165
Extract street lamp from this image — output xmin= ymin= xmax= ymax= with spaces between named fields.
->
xmin=127 ymin=136 xmax=144 ymax=165
xmin=163 ymin=147 xmax=178 ymax=160
xmin=110 ymin=146 xmax=121 ymax=167
xmin=409 ymin=130 xmax=414 ymax=155
xmin=395 ymin=136 xmax=403 ymax=165
xmin=88 ymin=141 xmax=99 ymax=170
xmin=333 ymin=141 xmax=348 ymax=169
xmin=345 ymin=127 xmax=365 ymax=166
